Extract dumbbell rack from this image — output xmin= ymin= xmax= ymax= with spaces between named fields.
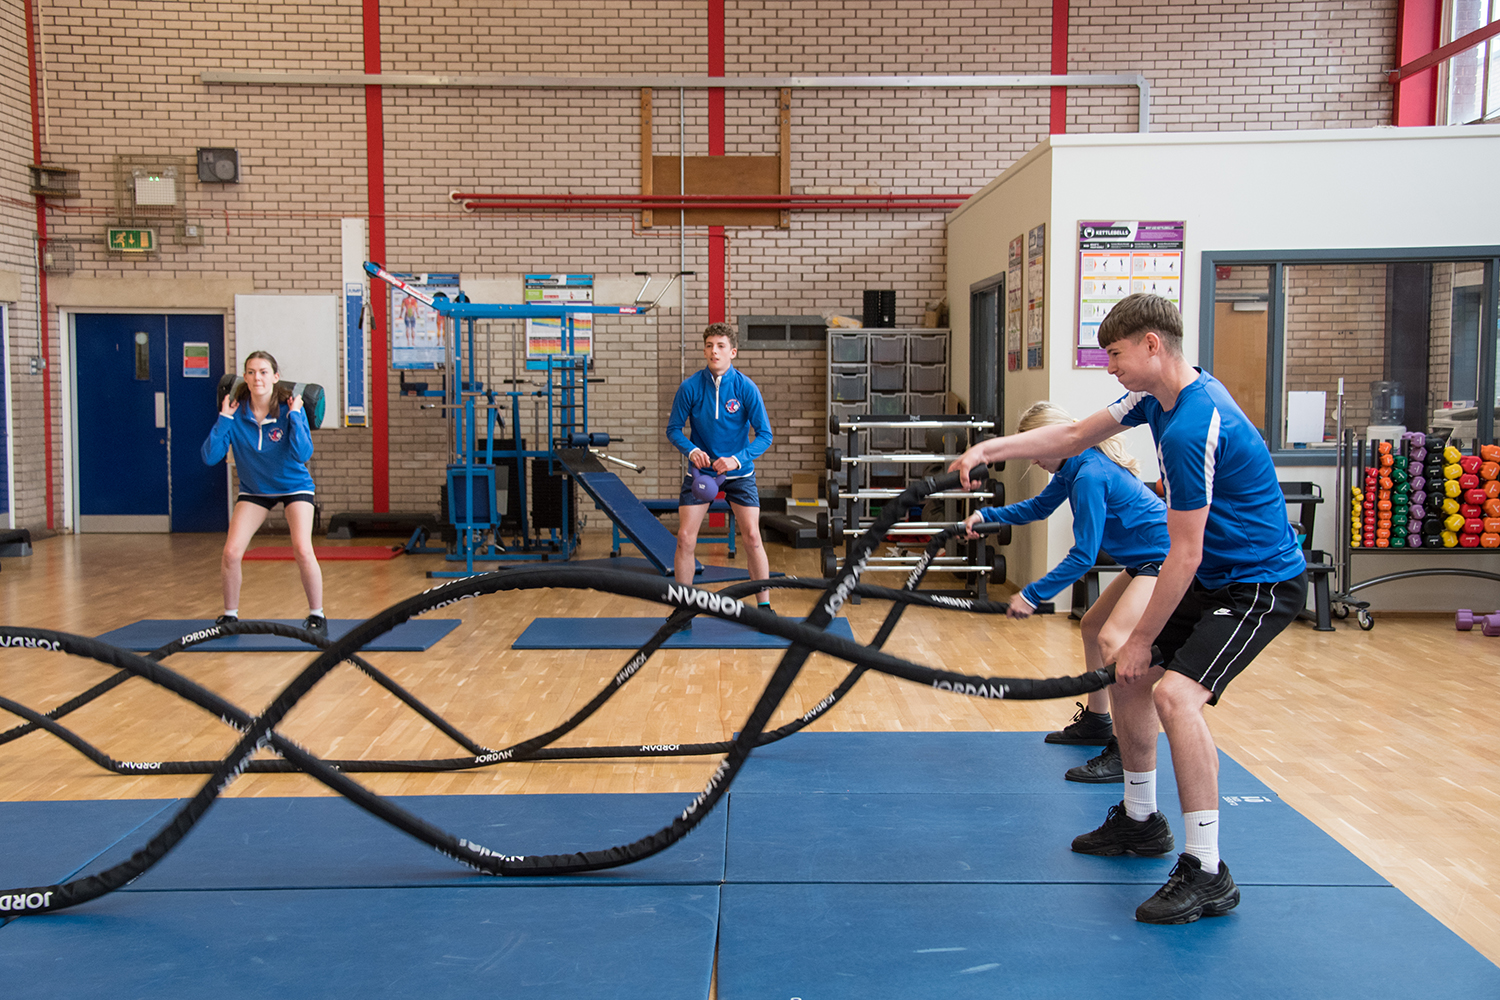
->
xmin=1334 ymin=427 xmax=1500 ymax=630
xmin=821 ymin=414 xmax=1007 ymax=596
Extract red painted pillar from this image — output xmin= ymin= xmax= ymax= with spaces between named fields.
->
xmin=24 ymin=0 xmax=54 ymax=528
xmin=364 ymin=0 xmax=389 ymax=511
xmin=708 ymin=0 xmax=727 ymax=324
xmin=1049 ymin=0 xmax=1069 ymax=134
xmin=1392 ymin=0 xmax=1442 ymax=126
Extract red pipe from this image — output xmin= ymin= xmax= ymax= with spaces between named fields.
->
xmin=460 ymin=199 xmax=965 ymax=211
xmin=708 ymin=0 xmax=726 ymax=323
xmin=1050 ymin=0 xmax=1069 ymax=134
xmin=24 ymin=0 xmax=53 ymax=529
xmin=364 ymin=0 xmax=388 ymax=512
xmin=451 ymin=192 xmax=968 ymax=202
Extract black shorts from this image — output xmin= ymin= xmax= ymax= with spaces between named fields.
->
xmin=1126 ymin=562 xmax=1162 ymax=578
xmin=678 ymin=473 xmax=760 ymax=508
xmin=1154 ymin=571 xmax=1307 ymax=704
xmin=238 ymin=492 xmax=315 ymax=511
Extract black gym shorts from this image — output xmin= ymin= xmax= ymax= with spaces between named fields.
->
xmin=1153 ymin=571 xmax=1307 ymax=704
xmin=1126 ymin=562 xmax=1162 ymax=578
xmin=238 ymin=492 xmax=316 ymax=510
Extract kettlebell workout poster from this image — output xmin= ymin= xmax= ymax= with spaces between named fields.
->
xmin=1075 ymin=221 xmax=1185 ymax=369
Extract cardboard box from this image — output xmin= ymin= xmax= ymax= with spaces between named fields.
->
xmin=790 ymin=473 xmax=822 ymax=506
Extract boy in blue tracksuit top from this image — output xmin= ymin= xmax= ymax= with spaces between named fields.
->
xmin=201 ymin=350 xmax=326 ymax=635
xmin=667 ymin=323 xmax=773 ymax=614
xmin=953 ymin=294 xmax=1306 ymax=925
xmin=962 ymin=401 xmax=1170 ymax=783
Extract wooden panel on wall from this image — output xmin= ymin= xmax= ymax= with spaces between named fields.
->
xmin=651 ymin=156 xmax=781 ymax=227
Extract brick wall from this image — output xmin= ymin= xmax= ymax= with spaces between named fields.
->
xmin=8 ymin=0 xmax=1398 ymax=530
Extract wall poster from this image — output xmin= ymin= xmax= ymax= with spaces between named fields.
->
xmin=390 ymin=272 xmax=461 ymax=370
xmin=1075 ymin=221 xmax=1184 ymax=368
xmin=1005 ymin=235 xmax=1024 ymax=372
xmin=1025 ymin=224 xmax=1045 ymax=370
xmin=525 ymin=274 xmax=594 ymax=370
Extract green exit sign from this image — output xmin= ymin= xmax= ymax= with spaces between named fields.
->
xmin=106 ymin=227 xmax=156 ymax=252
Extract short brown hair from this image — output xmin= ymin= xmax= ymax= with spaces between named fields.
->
xmin=703 ymin=322 xmax=738 ymax=351
xmin=1097 ymin=293 xmax=1183 ymax=356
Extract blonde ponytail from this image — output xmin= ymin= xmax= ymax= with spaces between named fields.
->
xmin=1015 ymin=400 xmax=1142 ymax=477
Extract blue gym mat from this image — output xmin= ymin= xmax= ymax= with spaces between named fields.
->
xmin=0 ymin=884 xmax=719 ymax=1000
xmin=716 ymin=882 xmax=1500 ymax=999
xmin=731 ymin=730 xmax=1275 ymax=796
xmin=513 ymin=615 xmax=854 ymax=649
xmin=95 ymin=618 xmax=462 ymax=652
xmin=723 ymin=791 xmax=1387 ymax=887
xmin=69 ymin=793 xmax=726 ymax=890
xmin=0 ymin=798 xmax=178 ymax=887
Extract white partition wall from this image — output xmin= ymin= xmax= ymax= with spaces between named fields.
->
xmin=948 ymin=125 xmax=1500 ymax=611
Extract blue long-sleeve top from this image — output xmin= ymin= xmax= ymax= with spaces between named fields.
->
xmin=666 ymin=366 xmax=772 ymax=478
xmin=977 ymin=448 xmax=1168 ymax=607
xmin=201 ymin=401 xmax=316 ymax=496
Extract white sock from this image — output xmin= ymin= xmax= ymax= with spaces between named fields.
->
xmin=1183 ymin=809 xmax=1220 ymax=873
xmin=1123 ymin=769 xmax=1157 ymax=821
xmin=308 ymin=608 xmax=324 ymax=619
xmin=223 ymin=609 xmax=238 ymax=619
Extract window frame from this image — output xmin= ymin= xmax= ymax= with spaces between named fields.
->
xmin=1199 ymin=246 xmax=1500 ymax=466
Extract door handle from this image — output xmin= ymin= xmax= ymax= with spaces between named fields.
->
xmin=155 ymin=392 xmax=166 ymax=429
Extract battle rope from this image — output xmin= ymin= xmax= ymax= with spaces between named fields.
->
xmin=0 ymin=468 xmax=1111 ymax=915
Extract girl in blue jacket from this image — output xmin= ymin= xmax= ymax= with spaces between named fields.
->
xmin=201 ymin=351 xmax=325 ymax=635
xmin=963 ymin=401 xmax=1168 ymax=778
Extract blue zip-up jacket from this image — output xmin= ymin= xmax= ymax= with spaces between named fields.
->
xmin=201 ymin=401 xmax=316 ymax=496
xmin=666 ymin=366 xmax=772 ymax=478
xmin=977 ymin=448 xmax=1168 ymax=608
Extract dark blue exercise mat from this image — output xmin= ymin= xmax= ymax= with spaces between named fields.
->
xmin=95 ymin=618 xmax=462 ymax=652
xmin=716 ymin=882 xmax=1500 ymax=1000
xmin=723 ymin=791 xmax=1388 ymax=887
xmin=0 ymin=798 xmax=178 ymax=888
xmin=78 ymin=793 xmax=726 ymax=890
xmin=731 ymin=730 xmax=1276 ymax=797
xmin=513 ymin=615 xmax=854 ymax=650
xmin=571 ymin=555 xmax=772 ymax=583
xmin=0 ymin=883 xmax=720 ymax=1000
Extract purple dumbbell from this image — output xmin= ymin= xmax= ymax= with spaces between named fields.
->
xmin=1411 ymin=446 xmax=1427 ymax=464
xmin=1411 ymin=475 xmax=1426 ymax=492
xmin=1484 ymin=614 xmax=1500 ymax=638
xmin=1457 ymin=609 xmax=1476 ymax=631
xmin=1408 ymin=533 xmax=1423 ymax=548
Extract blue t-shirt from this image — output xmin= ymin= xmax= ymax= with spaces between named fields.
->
xmin=977 ymin=448 xmax=1169 ymax=607
xmin=1107 ymin=369 xmax=1304 ymax=589
xmin=666 ymin=366 xmax=772 ymax=479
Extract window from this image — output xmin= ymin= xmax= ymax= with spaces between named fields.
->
xmin=1442 ymin=0 xmax=1500 ymax=125
xmin=737 ymin=314 xmax=827 ymax=349
xmin=1202 ymin=249 xmax=1499 ymax=463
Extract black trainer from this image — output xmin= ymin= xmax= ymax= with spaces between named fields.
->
xmin=1071 ymin=802 xmax=1176 ymax=856
xmin=1135 ymin=853 xmax=1240 ymax=924
xmin=214 ymin=614 xmax=239 ymax=626
xmin=1066 ymin=737 xmax=1123 ymax=783
xmin=303 ymin=614 xmax=328 ymax=637
xmin=1045 ymin=702 xmax=1114 ymax=745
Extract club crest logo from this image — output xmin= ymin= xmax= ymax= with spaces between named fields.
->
xmin=725 ymin=398 xmax=741 ymax=414
xmin=269 ymin=427 xmax=284 ymax=443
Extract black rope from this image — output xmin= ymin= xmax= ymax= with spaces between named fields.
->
xmin=0 ymin=468 xmax=1112 ymax=915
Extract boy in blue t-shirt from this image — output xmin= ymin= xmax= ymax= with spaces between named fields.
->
xmin=951 ymin=293 xmax=1307 ymax=924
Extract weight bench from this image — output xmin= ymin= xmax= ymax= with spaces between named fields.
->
xmin=614 ymin=500 xmax=737 ymax=558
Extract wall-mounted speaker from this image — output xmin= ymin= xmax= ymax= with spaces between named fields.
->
xmin=197 ymin=148 xmax=240 ymax=183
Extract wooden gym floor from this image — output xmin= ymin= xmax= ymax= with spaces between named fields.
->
xmin=0 ymin=527 xmax=1496 ymax=965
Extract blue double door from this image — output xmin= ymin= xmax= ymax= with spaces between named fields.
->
xmin=74 ymin=313 xmax=229 ymax=533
